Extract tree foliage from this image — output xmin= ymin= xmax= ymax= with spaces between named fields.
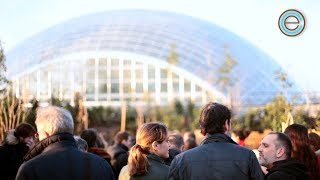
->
xmin=0 ymin=40 xmax=8 ymax=91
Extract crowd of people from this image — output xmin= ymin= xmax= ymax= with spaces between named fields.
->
xmin=0 ymin=102 xmax=319 ymax=180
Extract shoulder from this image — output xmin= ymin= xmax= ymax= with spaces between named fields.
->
xmin=266 ymin=171 xmax=294 ymax=180
xmin=119 ymin=165 xmax=130 ymax=180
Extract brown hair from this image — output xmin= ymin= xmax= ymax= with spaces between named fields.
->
xmin=199 ymin=102 xmax=231 ymax=135
xmin=309 ymin=132 xmax=320 ymax=152
xmin=284 ymin=124 xmax=319 ymax=179
xmin=128 ymin=122 xmax=168 ymax=176
xmin=15 ymin=123 xmax=36 ymax=138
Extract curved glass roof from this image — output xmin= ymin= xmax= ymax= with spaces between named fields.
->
xmin=6 ymin=10 xmax=298 ymax=106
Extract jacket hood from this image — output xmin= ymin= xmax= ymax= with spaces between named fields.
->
xmin=107 ymin=144 xmax=128 ymax=158
xmin=5 ymin=129 xmax=19 ymax=145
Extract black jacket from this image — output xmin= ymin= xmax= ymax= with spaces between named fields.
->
xmin=265 ymin=159 xmax=311 ymax=180
xmin=0 ymin=142 xmax=29 ymax=180
xmin=164 ymin=148 xmax=181 ymax=166
xmin=119 ymin=154 xmax=169 ymax=180
xmin=107 ymin=144 xmax=129 ymax=179
xmin=168 ymin=133 xmax=264 ymax=180
xmin=16 ymin=133 xmax=115 ymax=180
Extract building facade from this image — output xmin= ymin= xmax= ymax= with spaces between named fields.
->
xmin=5 ymin=10 xmax=296 ymax=108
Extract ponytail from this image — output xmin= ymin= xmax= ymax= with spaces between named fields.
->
xmin=128 ymin=144 xmax=150 ymax=176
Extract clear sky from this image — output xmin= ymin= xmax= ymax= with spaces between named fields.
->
xmin=0 ymin=0 xmax=319 ymax=91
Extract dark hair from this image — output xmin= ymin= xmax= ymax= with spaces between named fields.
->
xmin=284 ymin=124 xmax=319 ymax=178
xmin=168 ymin=134 xmax=184 ymax=149
xmin=183 ymin=138 xmax=197 ymax=151
xmin=80 ymin=128 xmax=98 ymax=147
xmin=269 ymin=132 xmax=292 ymax=158
xmin=199 ymin=102 xmax=231 ymax=135
xmin=309 ymin=132 xmax=320 ymax=152
xmin=15 ymin=123 xmax=36 ymax=138
xmin=114 ymin=131 xmax=130 ymax=144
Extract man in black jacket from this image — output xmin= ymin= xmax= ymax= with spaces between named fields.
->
xmin=168 ymin=102 xmax=264 ymax=180
xmin=258 ymin=132 xmax=311 ymax=180
xmin=16 ymin=106 xmax=115 ymax=180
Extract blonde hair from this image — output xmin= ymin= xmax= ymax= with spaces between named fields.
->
xmin=128 ymin=122 xmax=168 ymax=176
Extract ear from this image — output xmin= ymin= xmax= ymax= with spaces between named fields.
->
xmin=224 ymin=120 xmax=231 ymax=135
xmin=151 ymin=141 xmax=158 ymax=151
xmin=276 ymin=147 xmax=285 ymax=158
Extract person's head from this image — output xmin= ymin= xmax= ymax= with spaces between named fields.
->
xmin=80 ymin=128 xmax=99 ymax=148
xmin=35 ymin=106 xmax=74 ymax=141
xmin=284 ymin=124 xmax=319 ymax=177
xmin=128 ymin=122 xmax=169 ymax=176
xmin=114 ymin=131 xmax=131 ymax=148
xmin=199 ymin=102 xmax=231 ymax=136
xmin=168 ymin=133 xmax=184 ymax=151
xmin=6 ymin=123 xmax=36 ymax=145
xmin=74 ymin=136 xmax=88 ymax=152
xmin=309 ymin=132 xmax=320 ymax=152
xmin=183 ymin=131 xmax=196 ymax=142
xmin=258 ymin=132 xmax=292 ymax=169
xmin=183 ymin=138 xmax=197 ymax=151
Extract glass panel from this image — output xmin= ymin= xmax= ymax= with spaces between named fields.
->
xmin=173 ymin=82 xmax=179 ymax=93
xmin=161 ymin=69 xmax=167 ymax=79
xmin=184 ymin=80 xmax=191 ymax=92
xmin=99 ymin=83 xmax=108 ymax=93
xmin=111 ymin=58 xmax=118 ymax=66
xmin=124 ymin=83 xmax=131 ymax=93
xmin=148 ymin=83 xmax=155 ymax=92
xmin=99 ymin=58 xmax=108 ymax=66
xmin=136 ymin=83 xmax=143 ymax=93
xmin=161 ymin=83 xmax=167 ymax=92
xmin=87 ymin=58 xmax=95 ymax=66
xmin=111 ymin=83 xmax=119 ymax=93
xmin=148 ymin=66 xmax=155 ymax=79
xmin=99 ymin=70 xmax=107 ymax=79
xmin=86 ymin=83 xmax=95 ymax=94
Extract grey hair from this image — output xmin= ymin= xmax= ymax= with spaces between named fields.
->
xmin=36 ymin=106 xmax=74 ymax=135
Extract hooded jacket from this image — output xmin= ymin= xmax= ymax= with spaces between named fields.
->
xmin=168 ymin=133 xmax=264 ymax=180
xmin=0 ymin=130 xmax=29 ymax=180
xmin=16 ymin=133 xmax=115 ymax=180
xmin=265 ymin=159 xmax=312 ymax=180
xmin=107 ymin=143 xmax=129 ymax=179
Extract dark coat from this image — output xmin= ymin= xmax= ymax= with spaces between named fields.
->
xmin=168 ymin=133 xmax=264 ymax=180
xmin=164 ymin=148 xmax=181 ymax=166
xmin=265 ymin=159 xmax=312 ymax=180
xmin=107 ymin=144 xmax=129 ymax=179
xmin=88 ymin=147 xmax=112 ymax=165
xmin=0 ymin=142 xmax=29 ymax=180
xmin=118 ymin=154 xmax=169 ymax=180
xmin=16 ymin=133 xmax=115 ymax=180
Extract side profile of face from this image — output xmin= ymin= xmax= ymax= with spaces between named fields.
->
xmin=152 ymin=140 xmax=170 ymax=159
xmin=258 ymin=134 xmax=278 ymax=169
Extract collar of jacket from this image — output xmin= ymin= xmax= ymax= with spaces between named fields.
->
xmin=23 ymin=132 xmax=75 ymax=161
xmin=147 ymin=153 xmax=165 ymax=164
xmin=200 ymin=133 xmax=238 ymax=145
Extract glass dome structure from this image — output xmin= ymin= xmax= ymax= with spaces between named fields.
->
xmin=5 ymin=10 xmax=297 ymax=108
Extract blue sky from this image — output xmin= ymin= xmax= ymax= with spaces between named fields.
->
xmin=0 ymin=0 xmax=319 ymax=91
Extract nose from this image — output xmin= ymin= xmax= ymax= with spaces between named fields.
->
xmin=257 ymin=145 xmax=262 ymax=152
